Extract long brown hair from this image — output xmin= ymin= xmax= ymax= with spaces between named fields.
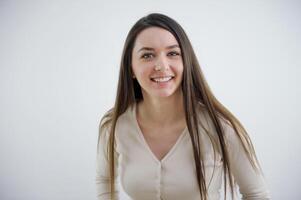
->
xmin=98 ymin=13 xmax=261 ymax=200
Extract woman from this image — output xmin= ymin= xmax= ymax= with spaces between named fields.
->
xmin=96 ymin=13 xmax=270 ymax=200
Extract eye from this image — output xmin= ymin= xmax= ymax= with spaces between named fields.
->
xmin=141 ymin=53 xmax=154 ymax=60
xmin=168 ymin=51 xmax=181 ymax=57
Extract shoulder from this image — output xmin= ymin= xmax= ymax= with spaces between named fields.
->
xmin=196 ymin=103 xmax=236 ymax=138
xmin=116 ymin=104 xmax=135 ymax=127
xmin=195 ymin=103 xmax=239 ymax=149
xmin=99 ymin=104 xmax=135 ymax=134
xmin=112 ymin=104 xmax=137 ymax=139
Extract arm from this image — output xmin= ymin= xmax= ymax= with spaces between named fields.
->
xmin=223 ymin=121 xmax=271 ymax=200
xmin=96 ymin=124 xmax=119 ymax=200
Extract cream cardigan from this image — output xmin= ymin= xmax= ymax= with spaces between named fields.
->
xmin=96 ymin=103 xmax=270 ymax=200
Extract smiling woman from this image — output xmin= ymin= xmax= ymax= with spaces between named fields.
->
xmin=96 ymin=13 xmax=271 ymax=200
xmin=131 ymin=27 xmax=183 ymax=99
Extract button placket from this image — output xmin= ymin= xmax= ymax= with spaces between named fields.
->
xmin=157 ymin=163 xmax=162 ymax=199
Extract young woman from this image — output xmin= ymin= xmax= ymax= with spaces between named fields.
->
xmin=96 ymin=13 xmax=270 ymax=200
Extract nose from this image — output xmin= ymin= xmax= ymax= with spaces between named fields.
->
xmin=154 ymin=53 xmax=169 ymax=71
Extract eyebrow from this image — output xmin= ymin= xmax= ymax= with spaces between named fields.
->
xmin=138 ymin=44 xmax=180 ymax=52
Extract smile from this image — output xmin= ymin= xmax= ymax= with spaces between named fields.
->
xmin=150 ymin=76 xmax=174 ymax=83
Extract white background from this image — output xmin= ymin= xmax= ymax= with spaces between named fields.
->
xmin=1 ymin=0 xmax=300 ymax=199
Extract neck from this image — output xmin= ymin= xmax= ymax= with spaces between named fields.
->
xmin=137 ymin=89 xmax=185 ymax=126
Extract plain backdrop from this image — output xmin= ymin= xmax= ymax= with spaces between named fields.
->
xmin=1 ymin=0 xmax=300 ymax=199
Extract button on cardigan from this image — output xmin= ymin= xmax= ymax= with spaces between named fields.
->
xmin=96 ymin=103 xmax=271 ymax=200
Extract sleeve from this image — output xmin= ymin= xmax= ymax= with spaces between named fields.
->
xmin=222 ymin=121 xmax=271 ymax=200
xmin=96 ymin=124 xmax=119 ymax=200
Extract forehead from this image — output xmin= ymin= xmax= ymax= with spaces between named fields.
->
xmin=133 ymin=27 xmax=179 ymax=50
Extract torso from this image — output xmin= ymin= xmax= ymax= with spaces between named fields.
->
xmin=111 ymin=103 xmax=226 ymax=200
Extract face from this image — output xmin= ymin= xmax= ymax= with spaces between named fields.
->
xmin=131 ymin=27 xmax=184 ymax=99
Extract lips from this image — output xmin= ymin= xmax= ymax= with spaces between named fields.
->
xmin=150 ymin=76 xmax=174 ymax=83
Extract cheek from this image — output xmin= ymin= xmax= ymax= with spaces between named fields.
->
xmin=132 ymin=64 xmax=151 ymax=80
xmin=172 ymin=64 xmax=184 ymax=76
xmin=178 ymin=64 xmax=184 ymax=73
xmin=170 ymin=59 xmax=183 ymax=71
xmin=131 ymin=55 xmax=142 ymax=76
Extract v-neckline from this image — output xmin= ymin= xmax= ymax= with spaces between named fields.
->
xmin=132 ymin=102 xmax=188 ymax=164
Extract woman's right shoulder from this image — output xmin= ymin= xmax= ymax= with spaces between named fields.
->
xmin=99 ymin=104 xmax=135 ymax=136
xmin=99 ymin=108 xmax=114 ymax=137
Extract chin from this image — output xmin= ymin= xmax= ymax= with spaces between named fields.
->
xmin=152 ymin=90 xmax=178 ymax=98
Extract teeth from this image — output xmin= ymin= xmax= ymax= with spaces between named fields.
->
xmin=152 ymin=77 xmax=173 ymax=83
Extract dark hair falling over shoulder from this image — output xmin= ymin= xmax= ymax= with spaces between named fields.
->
xmin=98 ymin=13 xmax=262 ymax=200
